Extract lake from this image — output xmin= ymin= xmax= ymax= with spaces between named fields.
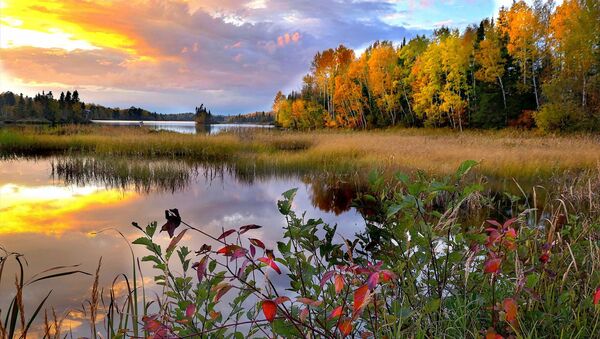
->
xmin=0 ymin=156 xmax=364 ymax=336
xmin=90 ymin=120 xmax=274 ymax=134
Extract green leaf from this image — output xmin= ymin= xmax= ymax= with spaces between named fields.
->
xmin=395 ymin=171 xmax=409 ymax=184
xmin=282 ymin=188 xmax=298 ymax=200
xmin=209 ymin=259 xmax=217 ymax=272
xmin=141 ymin=255 xmax=161 ymax=265
xmin=146 ymin=222 xmax=157 ymax=238
xmin=132 ymin=237 xmax=152 ymax=247
xmin=526 ymin=273 xmax=540 ymax=289
xmin=272 ymin=319 xmax=300 ymax=337
xmin=387 ymin=204 xmax=402 ymax=218
xmin=423 ymin=298 xmax=441 ymax=314
xmin=455 ymin=160 xmax=478 ymax=178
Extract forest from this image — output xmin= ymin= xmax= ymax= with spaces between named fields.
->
xmin=0 ymin=90 xmax=195 ymax=123
xmin=273 ymin=0 xmax=599 ymax=132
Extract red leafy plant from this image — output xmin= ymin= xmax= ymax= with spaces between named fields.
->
xmin=132 ymin=188 xmax=400 ymax=338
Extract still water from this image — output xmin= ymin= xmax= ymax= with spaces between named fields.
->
xmin=0 ymin=157 xmax=364 ymax=336
xmin=90 ymin=120 xmax=273 ymax=134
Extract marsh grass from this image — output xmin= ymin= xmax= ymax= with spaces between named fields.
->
xmin=3 ymin=126 xmax=600 ymax=181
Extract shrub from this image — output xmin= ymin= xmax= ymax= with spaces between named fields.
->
xmin=118 ymin=161 xmax=600 ymax=338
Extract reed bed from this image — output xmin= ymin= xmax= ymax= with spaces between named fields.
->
xmin=2 ymin=125 xmax=600 ymax=180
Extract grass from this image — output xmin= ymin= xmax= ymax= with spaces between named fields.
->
xmin=2 ymin=125 xmax=600 ymax=181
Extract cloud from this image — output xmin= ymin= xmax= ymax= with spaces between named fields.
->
xmin=0 ymin=0 xmax=451 ymax=114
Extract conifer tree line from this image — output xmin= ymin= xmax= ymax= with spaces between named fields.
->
xmin=0 ymin=91 xmax=196 ymax=123
xmin=273 ymin=0 xmax=599 ymax=131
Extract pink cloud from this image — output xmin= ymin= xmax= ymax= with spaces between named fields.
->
xmin=276 ymin=32 xmax=301 ymax=47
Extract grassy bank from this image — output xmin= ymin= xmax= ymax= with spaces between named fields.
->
xmin=1 ymin=125 xmax=600 ymax=179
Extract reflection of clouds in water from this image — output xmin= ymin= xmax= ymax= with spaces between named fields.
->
xmin=0 ymin=158 xmax=366 ymax=337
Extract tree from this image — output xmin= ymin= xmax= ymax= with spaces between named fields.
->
xmin=475 ymin=21 xmax=508 ymax=112
xmin=368 ymin=42 xmax=401 ymax=125
xmin=499 ymin=1 xmax=542 ymax=108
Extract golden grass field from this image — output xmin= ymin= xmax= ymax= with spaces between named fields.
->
xmin=2 ymin=125 xmax=600 ymax=179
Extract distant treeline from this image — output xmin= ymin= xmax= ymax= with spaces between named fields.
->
xmin=273 ymin=0 xmax=599 ymax=132
xmin=0 ymin=91 xmax=195 ymax=123
xmin=225 ymin=111 xmax=274 ymax=124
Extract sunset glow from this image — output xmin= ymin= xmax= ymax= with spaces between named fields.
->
xmin=0 ymin=183 xmax=136 ymax=235
xmin=0 ymin=0 xmax=502 ymax=114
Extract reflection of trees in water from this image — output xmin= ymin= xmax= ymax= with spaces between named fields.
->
xmin=48 ymin=155 xmax=598 ymax=225
xmin=51 ymin=157 xmax=211 ymax=193
xmin=302 ymin=175 xmax=364 ymax=215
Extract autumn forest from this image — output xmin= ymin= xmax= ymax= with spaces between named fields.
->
xmin=273 ymin=0 xmax=599 ymax=132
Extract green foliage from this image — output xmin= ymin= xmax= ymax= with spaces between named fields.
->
xmin=122 ymin=160 xmax=600 ymax=338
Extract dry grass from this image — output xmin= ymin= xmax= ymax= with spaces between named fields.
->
xmin=2 ymin=125 xmax=600 ymax=180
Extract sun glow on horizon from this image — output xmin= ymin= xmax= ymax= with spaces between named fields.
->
xmin=0 ymin=0 xmax=150 ymax=56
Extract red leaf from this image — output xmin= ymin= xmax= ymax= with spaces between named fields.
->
xmin=503 ymin=298 xmax=518 ymax=323
xmin=484 ymin=258 xmax=502 ymax=274
xmin=239 ymin=224 xmax=262 ymax=234
xmin=142 ymin=315 xmax=162 ymax=332
xmin=186 ymin=304 xmax=196 ymax=318
xmin=486 ymin=328 xmax=504 ymax=339
xmin=353 ymin=285 xmax=369 ymax=316
xmin=380 ymin=270 xmax=396 ymax=282
xmin=262 ymin=300 xmax=277 ymax=322
xmin=338 ymin=318 xmax=352 ymax=336
xmin=265 ymin=249 xmax=275 ymax=260
xmin=258 ymin=257 xmax=282 ymax=274
xmin=217 ymin=244 xmax=243 ymax=256
xmin=167 ymin=229 xmax=188 ymax=253
xmin=503 ymin=217 xmax=517 ymax=229
xmin=334 ymin=274 xmax=345 ymax=293
xmin=328 ymin=306 xmax=343 ymax=319
xmin=505 ymin=228 xmax=517 ymax=239
xmin=296 ymin=297 xmax=322 ymax=307
xmin=594 ymin=287 xmax=600 ymax=305
xmin=230 ymin=248 xmax=247 ymax=260
xmin=275 ymin=296 xmax=290 ymax=304
xmin=218 ymin=229 xmax=237 ymax=240
xmin=320 ymin=270 xmax=335 ymax=287
xmin=249 ymin=238 xmax=265 ymax=249
xmin=209 ymin=310 xmax=221 ymax=320
xmin=249 ymin=244 xmax=256 ymax=257
xmin=193 ymin=256 xmax=208 ymax=282
xmin=366 ymin=272 xmax=379 ymax=290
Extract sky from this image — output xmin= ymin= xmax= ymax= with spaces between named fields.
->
xmin=0 ymin=0 xmax=516 ymax=115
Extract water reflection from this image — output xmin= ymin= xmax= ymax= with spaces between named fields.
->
xmin=0 ymin=157 xmax=366 ymax=337
xmin=90 ymin=120 xmax=273 ymax=135
xmin=0 ymin=183 xmax=136 ymax=235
